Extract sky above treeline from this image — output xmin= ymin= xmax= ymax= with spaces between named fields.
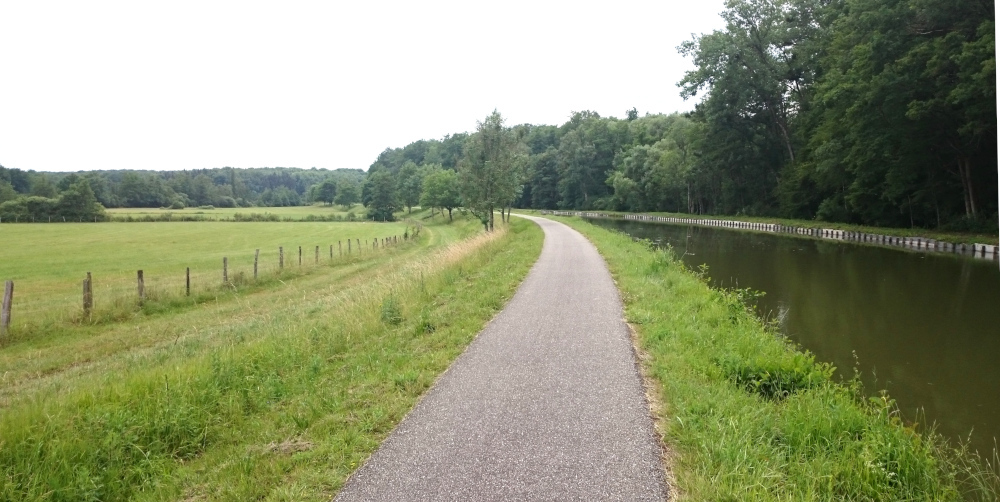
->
xmin=1 ymin=1 xmax=726 ymax=173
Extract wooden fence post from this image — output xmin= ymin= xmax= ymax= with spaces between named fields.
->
xmin=1 ymin=280 xmax=13 ymax=337
xmin=279 ymin=247 xmax=284 ymax=269
xmin=298 ymin=246 xmax=302 ymax=266
xmin=356 ymin=239 xmax=360 ymax=253
xmin=186 ymin=267 xmax=190 ymax=296
xmin=223 ymin=257 xmax=228 ymax=283
xmin=329 ymin=245 xmax=333 ymax=260
xmin=83 ymin=272 xmax=93 ymax=315
xmin=254 ymin=249 xmax=260 ymax=279
xmin=137 ymin=270 xmax=145 ymax=300
xmin=315 ymin=246 xmax=319 ymax=264
xmin=339 ymin=240 xmax=342 ymax=256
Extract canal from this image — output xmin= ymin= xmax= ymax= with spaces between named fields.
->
xmin=588 ymin=218 xmax=1000 ymax=456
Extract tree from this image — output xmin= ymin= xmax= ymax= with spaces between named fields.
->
xmin=56 ymin=173 xmax=82 ymax=191
xmin=334 ymin=179 xmax=361 ymax=208
xmin=555 ymin=111 xmax=626 ymax=209
xmin=525 ymin=147 xmax=560 ymax=209
xmin=677 ymin=0 xmax=830 ymax=216
xmin=459 ymin=110 xmax=523 ymax=231
xmin=30 ymin=175 xmax=58 ymax=198
xmin=0 ymin=180 xmax=18 ymax=204
xmin=0 ymin=164 xmax=31 ymax=193
xmin=317 ymin=179 xmax=337 ymax=205
xmin=188 ymin=174 xmax=216 ymax=207
xmin=365 ymin=170 xmax=399 ymax=221
xmin=57 ymin=179 xmax=105 ymax=220
xmin=397 ymin=161 xmax=424 ymax=213
xmin=421 ymin=167 xmax=462 ymax=220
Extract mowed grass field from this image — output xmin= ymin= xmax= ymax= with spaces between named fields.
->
xmin=0 ymin=219 xmax=410 ymax=330
xmin=105 ymin=204 xmax=367 ymax=221
xmin=0 ymin=212 xmax=545 ymax=501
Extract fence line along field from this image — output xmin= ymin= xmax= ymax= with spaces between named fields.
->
xmin=0 ymin=220 xmax=410 ymax=333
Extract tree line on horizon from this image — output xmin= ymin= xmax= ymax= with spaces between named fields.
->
xmin=2 ymin=0 xmax=995 ymax=231
xmin=0 ymin=166 xmax=367 ymax=221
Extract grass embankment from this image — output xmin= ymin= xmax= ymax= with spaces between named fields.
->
xmin=0 ymin=213 xmax=544 ymax=501
xmin=556 ymin=216 xmax=999 ymax=501
xmin=534 ymin=209 xmax=998 ymax=246
xmin=0 ymin=220 xmax=408 ymax=334
xmin=105 ymin=204 xmax=367 ymax=222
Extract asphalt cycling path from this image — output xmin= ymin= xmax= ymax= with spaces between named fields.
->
xmin=335 ymin=215 xmax=668 ymax=501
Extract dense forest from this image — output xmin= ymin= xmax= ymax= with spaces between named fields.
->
xmin=2 ymin=0 xmax=995 ymax=231
xmin=368 ymin=0 xmax=997 ymax=232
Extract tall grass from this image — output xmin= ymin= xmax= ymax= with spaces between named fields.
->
xmin=557 ymin=216 xmax=999 ymax=501
xmin=0 ymin=215 xmax=543 ymax=501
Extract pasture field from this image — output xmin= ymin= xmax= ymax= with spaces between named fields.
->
xmin=0 ymin=219 xmax=412 ymax=331
xmin=105 ymin=204 xmax=367 ymax=221
xmin=0 ymin=212 xmax=545 ymax=501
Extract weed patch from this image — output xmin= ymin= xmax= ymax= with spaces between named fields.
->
xmin=716 ymin=353 xmax=833 ymax=400
xmin=380 ymin=295 xmax=403 ymax=325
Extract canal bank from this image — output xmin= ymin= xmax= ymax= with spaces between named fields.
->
xmin=585 ymin=216 xmax=1000 ymax=458
xmin=546 ymin=214 xmax=1000 ymax=500
xmin=540 ymin=210 xmax=999 ymax=261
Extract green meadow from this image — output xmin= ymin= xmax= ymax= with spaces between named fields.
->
xmin=0 ymin=212 xmax=545 ymax=501
xmin=0 ymin=219 xmax=411 ymax=331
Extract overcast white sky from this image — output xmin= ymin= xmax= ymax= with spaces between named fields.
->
xmin=0 ymin=1 xmax=726 ymax=173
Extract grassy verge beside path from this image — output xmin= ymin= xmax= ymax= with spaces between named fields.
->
xmin=554 ymin=215 xmax=999 ymax=501
xmin=0 ymin=215 xmax=544 ymax=501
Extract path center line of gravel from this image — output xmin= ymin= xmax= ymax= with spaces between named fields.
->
xmin=334 ymin=216 xmax=667 ymax=501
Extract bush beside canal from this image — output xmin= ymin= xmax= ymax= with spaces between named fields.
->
xmin=558 ymin=216 xmax=999 ymax=501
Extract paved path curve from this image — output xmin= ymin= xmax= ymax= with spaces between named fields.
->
xmin=335 ymin=216 xmax=667 ymax=501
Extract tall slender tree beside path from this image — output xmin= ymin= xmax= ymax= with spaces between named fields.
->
xmin=459 ymin=110 xmax=524 ymax=231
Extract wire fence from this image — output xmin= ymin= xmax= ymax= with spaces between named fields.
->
xmin=0 ymin=234 xmax=410 ymax=340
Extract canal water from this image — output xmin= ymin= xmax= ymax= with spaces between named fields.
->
xmin=588 ymin=218 xmax=1000 ymax=456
